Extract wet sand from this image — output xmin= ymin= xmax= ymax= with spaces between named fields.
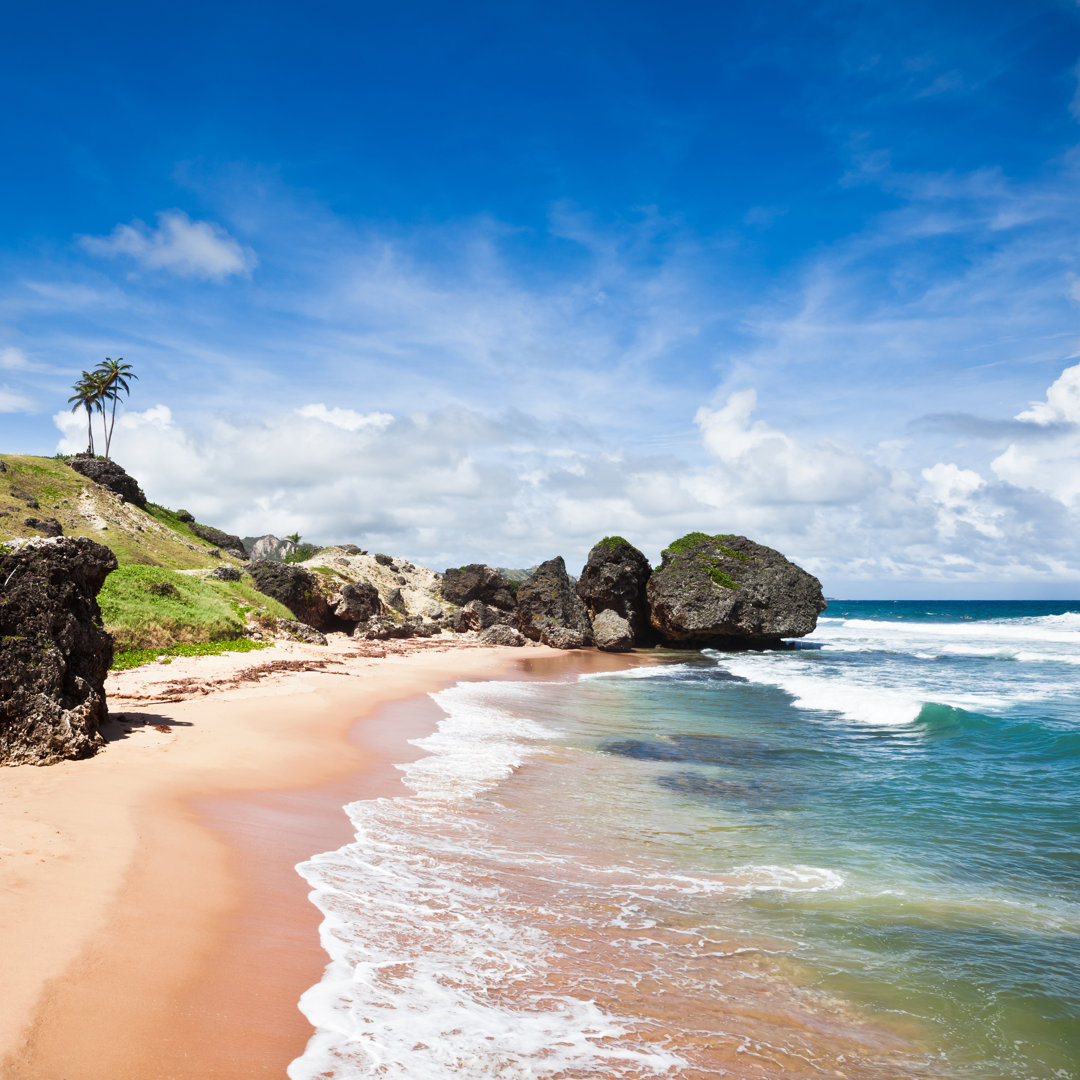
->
xmin=0 ymin=637 xmax=645 ymax=1079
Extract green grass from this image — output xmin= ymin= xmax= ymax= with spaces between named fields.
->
xmin=707 ymin=567 xmax=741 ymax=590
xmin=662 ymin=531 xmax=750 ymax=562
xmin=111 ymin=637 xmax=271 ymax=671
xmin=594 ymin=535 xmax=631 ymax=550
xmin=98 ymin=565 xmax=292 ymax=650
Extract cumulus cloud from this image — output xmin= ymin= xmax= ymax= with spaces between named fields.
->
xmin=80 ymin=211 xmax=256 ymax=280
xmin=694 ymin=389 xmax=887 ymax=505
xmin=48 ymin=366 xmax=1080 ymax=591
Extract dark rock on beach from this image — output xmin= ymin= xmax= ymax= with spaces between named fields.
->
xmin=515 ymin=556 xmax=593 ymax=648
xmin=248 ymin=559 xmax=338 ymax=631
xmin=67 ymin=454 xmax=147 ymax=508
xmin=477 ymin=624 xmax=527 ymax=647
xmin=0 ymin=536 xmax=117 ymax=766
xmin=334 ymin=581 xmax=383 ymax=623
xmin=577 ymin=537 xmax=653 ymax=644
xmin=647 ymin=533 xmax=825 ymax=648
xmin=441 ymin=563 xmax=517 ymax=612
xmin=453 ymin=598 xmax=513 ymax=633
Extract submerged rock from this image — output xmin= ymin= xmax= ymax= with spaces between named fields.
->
xmin=68 ymin=454 xmax=147 ymax=508
xmin=646 ymin=533 xmax=825 ymax=648
xmin=577 ymin=537 xmax=653 ymax=645
xmin=0 ymin=537 xmax=117 ymax=765
xmin=515 ymin=556 xmax=593 ymax=647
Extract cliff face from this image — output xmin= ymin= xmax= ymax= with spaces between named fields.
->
xmin=0 ymin=537 xmax=117 ymax=766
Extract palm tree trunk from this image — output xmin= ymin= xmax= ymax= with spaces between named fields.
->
xmin=85 ymin=404 xmax=94 ymax=454
xmin=105 ymin=392 xmax=118 ymax=458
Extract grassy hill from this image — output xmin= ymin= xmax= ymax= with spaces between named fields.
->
xmin=1 ymin=453 xmax=290 ymax=658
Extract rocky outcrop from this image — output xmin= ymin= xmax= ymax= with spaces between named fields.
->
xmin=189 ymin=523 xmax=247 ymax=559
xmin=591 ymin=609 xmax=633 ymax=652
xmin=441 ymin=563 xmax=517 ymax=612
xmin=245 ymin=534 xmax=298 ymax=562
xmin=477 ymin=624 xmax=527 ymax=647
xmin=515 ymin=556 xmax=593 ymax=648
xmin=210 ymin=565 xmax=242 ymax=581
xmin=576 ymin=537 xmax=653 ymax=645
xmin=334 ymin=581 xmax=382 ymax=623
xmin=248 ymin=559 xmax=339 ymax=632
xmin=453 ymin=599 xmax=515 ymax=633
xmin=0 ymin=537 xmax=117 ymax=765
xmin=646 ymin=533 xmax=825 ymax=648
xmin=68 ymin=454 xmax=147 ymax=508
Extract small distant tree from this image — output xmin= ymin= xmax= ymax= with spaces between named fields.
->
xmin=94 ymin=357 xmax=137 ymax=459
xmin=286 ymin=532 xmax=302 ymax=544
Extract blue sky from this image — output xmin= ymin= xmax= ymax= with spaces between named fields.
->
xmin=3 ymin=0 xmax=1080 ymax=596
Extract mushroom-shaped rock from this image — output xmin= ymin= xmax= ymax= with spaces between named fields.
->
xmin=577 ymin=536 xmax=653 ymax=644
xmin=646 ymin=533 xmax=825 ymax=649
xmin=515 ymin=556 xmax=593 ymax=645
xmin=0 ymin=537 xmax=117 ymax=765
xmin=67 ymin=454 xmax=148 ymax=508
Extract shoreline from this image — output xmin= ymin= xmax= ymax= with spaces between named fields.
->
xmin=0 ymin=637 xmax=651 ymax=1079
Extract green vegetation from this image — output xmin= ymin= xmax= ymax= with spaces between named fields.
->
xmin=658 ymin=531 xmax=747 ymax=590
xmin=284 ymin=543 xmax=322 ymax=563
xmin=111 ymin=637 xmax=271 ymax=671
xmin=98 ymin=565 xmax=291 ymax=650
xmin=66 ymin=358 xmax=137 ymax=458
xmin=594 ymin=535 xmax=631 ymax=550
xmin=707 ymin=568 xmax=741 ymax=590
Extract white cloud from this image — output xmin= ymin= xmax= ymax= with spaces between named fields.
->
xmin=80 ymin=211 xmax=256 ymax=281
xmin=694 ymin=389 xmax=887 ymax=505
xmin=0 ymin=385 xmax=33 ymax=412
xmin=0 ymin=347 xmax=29 ymax=370
xmin=295 ymin=403 xmax=393 ymax=432
xmin=988 ymin=361 xmax=1080 ymax=506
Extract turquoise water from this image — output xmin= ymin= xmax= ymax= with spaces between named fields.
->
xmin=292 ymin=601 xmax=1080 ymax=1079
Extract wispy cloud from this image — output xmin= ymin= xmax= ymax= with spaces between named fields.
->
xmin=80 ymin=211 xmax=256 ymax=281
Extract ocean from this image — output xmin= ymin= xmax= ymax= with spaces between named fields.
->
xmin=289 ymin=601 xmax=1080 ymax=1079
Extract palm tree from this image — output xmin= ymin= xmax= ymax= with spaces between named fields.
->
xmin=67 ymin=371 xmax=108 ymax=455
xmin=94 ymin=357 xmax=137 ymax=459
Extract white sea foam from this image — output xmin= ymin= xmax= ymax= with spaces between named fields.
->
xmin=290 ymin=681 xmax=690 ymax=1080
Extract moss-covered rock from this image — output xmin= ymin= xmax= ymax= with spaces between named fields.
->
xmin=646 ymin=533 xmax=824 ymax=648
xmin=515 ymin=556 xmax=593 ymax=647
xmin=576 ymin=536 xmax=653 ymax=645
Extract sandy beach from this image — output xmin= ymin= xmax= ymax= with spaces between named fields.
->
xmin=0 ymin=636 xmax=645 ymax=1079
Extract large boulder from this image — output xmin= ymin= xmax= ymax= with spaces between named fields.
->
xmin=188 ymin=522 xmax=247 ymax=560
xmin=477 ymin=624 xmax=527 ymax=647
xmin=334 ymin=581 xmax=383 ymax=622
xmin=592 ymin=609 xmax=633 ymax=652
xmin=515 ymin=556 xmax=593 ymax=647
xmin=576 ymin=536 xmax=653 ymax=644
xmin=248 ymin=559 xmax=338 ymax=632
xmin=441 ymin=564 xmax=517 ymax=611
xmin=453 ymin=599 xmax=514 ymax=633
xmin=0 ymin=537 xmax=117 ymax=765
xmin=68 ymin=454 xmax=147 ymax=508
xmin=646 ymin=533 xmax=825 ymax=648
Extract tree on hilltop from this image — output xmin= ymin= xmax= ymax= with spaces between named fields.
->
xmin=94 ymin=357 xmax=137 ymax=459
xmin=67 ymin=370 xmax=109 ymax=455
